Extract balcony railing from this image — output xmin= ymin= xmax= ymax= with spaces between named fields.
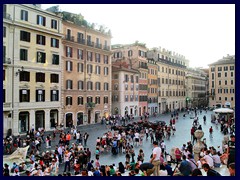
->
xmin=139 ymin=65 xmax=148 ymax=69
xmin=3 ymin=13 xmax=11 ymax=20
xmin=87 ymin=41 xmax=94 ymax=47
xmin=65 ymin=35 xmax=74 ymax=42
xmin=3 ymin=57 xmax=11 ymax=64
xmin=95 ymin=43 xmax=102 ymax=49
xmin=77 ymin=38 xmax=85 ymax=45
xmin=103 ymin=45 xmax=110 ymax=51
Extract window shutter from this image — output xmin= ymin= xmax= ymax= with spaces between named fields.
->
xmin=42 ymin=90 xmax=45 ymax=101
xmin=70 ymin=97 xmax=72 ymax=105
xmin=70 ymin=61 xmax=73 ymax=71
xmin=21 ymin=10 xmax=24 ymax=20
xmin=43 ymin=53 xmax=46 ymax=63
xmin=43 ymin=17 xmax=46 ymax=26
xmin=37 ymin=15 xmax=39 ymax=24
xmin=66 ymin=97 xmax=68 ymax=105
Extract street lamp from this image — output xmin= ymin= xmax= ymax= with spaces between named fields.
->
xmin=15 ymin=66 xmax=24 ymax=76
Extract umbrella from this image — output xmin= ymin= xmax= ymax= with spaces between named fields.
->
xmin=213 ymin=108 xmax=234 ymax=113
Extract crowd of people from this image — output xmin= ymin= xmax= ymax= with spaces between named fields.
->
xmin=3 ymin=108 xmax=235 ymax=176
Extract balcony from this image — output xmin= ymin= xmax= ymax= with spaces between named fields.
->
xmin=3 ymin=13 xmax=11 ymax=20
xmin=95 ymin=43 xmax=102 ymax=49
xmin=87 ymin=41 xmax=94 ymax=47
xmin=65 ymin=35 xmax=74 ymax=42
xmin=3 ymin=57 xmax=11 ymax=64
xmin=139 ymin=65 xmax=148 ymax=69
xmin=103 ymin=45 xmax=110 ymax=51
xmin=77 ymin=38 xmax=85 ymax=45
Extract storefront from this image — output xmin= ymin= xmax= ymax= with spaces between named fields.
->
xmin=19 ymin=112 xmax=29 ymax=133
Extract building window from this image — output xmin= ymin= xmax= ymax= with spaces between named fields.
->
xmin=231 ymin=72 xmax=234 ymax=77
xmin=21 ymin=10 xmax=28 ymax=21
xmin=95 ymin=53 xmax=101 ymax=63
xmin=231 ymin=97 xmax=233 ymax=101
xmin=231 ymin=80 xmax=233 ymax=85
xmin=230 ymin=66 xmax=234 ymax=70
xmin=87 ymin=64 xmax=93 ymax=74
xmin=104 ymin=83 xmax=109 ymax=91
xmin=218 ymin=73 xmax=221 ymax=77
xmin=224 ymin=66 xmax=228 ymax=71
xmin=125 ymin=95 xmax=128 ymax=102
xmin=51 ymin=19 xmax=57 ymax=29
xmin=211 ymin=67 xmax=215 ymax=72
xmin=225 ymin=97 xmax=227 ymax=101
xmin=78 ymin=96 xmax=84 ymax=105
xmin=87 ymin=81 xmax=93 ymax=90
xmin=125 ymin=74 xmax=129 ymax=82
xmin=66 ymin=61 xmax=73 ymax=71
xmin=219 ymin=97 xmax=221 ymax=101
xmin=103 ymin=96 xmax=108 ymax=104
xmin=20 ymin=49 xmax=28 ymax=61
xmin=36 ymin=51 xmax=46 ymax=63
xmin=77 ymin=32 xmax=84 ymax=44
xmin=78 ymin=63 xmax=84 ymax=73
xmin=218 ymin=67 xmax=222 ymax=71
xmin=3 ymin=89 xmax=6 ymax=103
xmin=3 ymin=26 xmax=6 ymax=37
xmin=66 ymin=96 xmax=72 ymax=105
xmin=136 ymin=84 xmax=139 ymax=91
xmin=219 ymin=81 xmax=221 ymax=85
xmin=104 ymin=67 xmax=109 ymax=75
xmin=104 ymin=55 xmax=108 ymax=64
xmin=77 ymin=49 xmax=83 ymax=60
xmin=135 ymin=95 xmax=138 ymax=101
xmin=95 ymin=82 xmax=101 ymax=90
xmin=125 ymin=84 xmax=128 ymax=90
xmin=36 ymin=72 xmax=45 ymax=82
xmin=19 ymin=71 xmax=30 ymax=82
xmin=50 ymin=74 xmax=59 ymax=83
xmin=51 ymin=38 xmax=59 ymax=48
xmin=66 ymin=46 xmax=72 ymax=57
xmin=51 ymin=90 xmax=59 ymax=101
xmin=36 ymin=35 xmax=46 ymax=45
xmin=87 ymin=97 xmax=93 ymax=103
xmin=19 ymin=89 xmax=30 ymax=102
xmin=78 ymin=80 xmax=84 ymax=90
xmin=87 ymin=51 xmax=93 ymax=61
xmin=37 ymin=15 xmax=46 ymax=26
xmin=95 ymin=65 xmax=101 ymax=75
xmin=20 ymin=31 xmax=31 ymax=42
xmin=52 ymin=54 xmax=59 ymax=65
xmin=66 ymin=80 xmax=73 ymax=89
xmin=36 ymin=90 xmax=45 ymax=102
xmin=225 ymin=80 xmax=227 ymax=85
xmin=95 ymin=97 xmax=101 ymax=104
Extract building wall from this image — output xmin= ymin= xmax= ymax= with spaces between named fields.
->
xmin=209 ymin=56 xmax=235 ymax=108
xmin=62 ymin=21 xmax=112 ymax=126
xmin=3 ymin=4 xmax=62 ymax=135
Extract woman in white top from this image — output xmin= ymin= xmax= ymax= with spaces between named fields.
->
xmin=134 ymin=132 xmax=140 ymax=147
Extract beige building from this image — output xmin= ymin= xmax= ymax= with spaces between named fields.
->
xmin=61 ymin=13 xmax=112 ymax=126
xmin=147 ymin=47 xmax=187 ymax=113
xmin=112 ymin=42 xmax=148 ymax=116
xmin=209 ymin=55 xmax=235 ymax=108
xmin=3 ymin=4 xmax=62 ymax=135
xmin=185 ymin=68 xmax=208 ymax=108
xmin=112 ymin=61 xmax=139 ymax=117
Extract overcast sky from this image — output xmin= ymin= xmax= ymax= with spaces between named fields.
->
xmin=42 ymin=4 xmax=235 ymax=68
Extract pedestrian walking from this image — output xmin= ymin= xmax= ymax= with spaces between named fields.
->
xmin=209 ymin=126 xmax=213 ymax=138
xmin=84 ymin=132 xmax=89 ymax=146
xmin=150 ymin=141 xmax=161 ymax=176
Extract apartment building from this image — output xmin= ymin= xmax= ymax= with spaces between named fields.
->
xmin=112 ymin=42 xmax=148 ymax=116
xmin=62 ymin=15 xmax=112 ymax=127
xmin=208 ymin=55 xmax=235 ymax=108
xmin=112 ymin=61 xmax=139 ymax=117
xmin=3 ymin=4 xmax=62 ymax=135
xmin=185 ymin=69 xmax=208 ymax=108
xmin=147 ymin=58 xmax=158 ymax=115
xmin=147 ymin=47 xmax=187 ymax=113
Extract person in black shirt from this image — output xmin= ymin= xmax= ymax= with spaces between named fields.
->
xmin=227 ymin=135 xmax=235 ymax=167
xmin=3 ymin=164 xmax=10 ymax=176
xmin=139 ymin=162 xmax=155 ymax=176
xmin=202 ymin=163 xmax=221 ymax=176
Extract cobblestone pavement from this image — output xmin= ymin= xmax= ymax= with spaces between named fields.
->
xmin=9 ymin=110 xmax=231 ymax=175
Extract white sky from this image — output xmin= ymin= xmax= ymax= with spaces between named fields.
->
xmin=42 ymin=4 xmax=235 ymax=68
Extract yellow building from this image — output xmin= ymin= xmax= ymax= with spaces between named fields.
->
xmin=3 ymin=4 xmax=62 ymax=135
xmin=61 ymin=13 xmax=112 ymax=126
xmin=147 ymin=48 xmax=187 ymax=113
xmin=147 ymin=58 xmax=158 ymax=115
xmin=208 ymin=55 xmax=235 ymax=108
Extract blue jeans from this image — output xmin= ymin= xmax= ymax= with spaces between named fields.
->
xmin=214 ymin=163 xmax=221 ymax=168
xmin=64 ymin=161 xmax=70 ymax=172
